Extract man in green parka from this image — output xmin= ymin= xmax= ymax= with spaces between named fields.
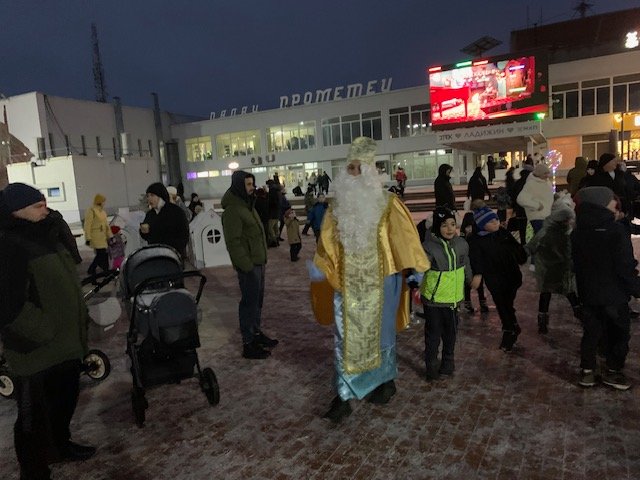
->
xmin=0 ymin=183 xmax=96 ymax=480
xmin=221 ymin=171 xmax=279 ymax=360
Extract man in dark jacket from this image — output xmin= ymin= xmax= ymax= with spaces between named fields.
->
xmin=221 ymin=171 xmax=278 ymax=359
xmin=579 ymin=153 xmax=630 ymax=214
xmin=572 ymin=186 xmax=640 ymax=390
xmin=466 ymin=166 xmax=491 ymax=201
xmin=140 ymin=182 xmax=190 ymax=257
xmin=434 ymin=163 xmax=456 ymax=210
xmin=0 ymin=183 xmax=96 ymax=480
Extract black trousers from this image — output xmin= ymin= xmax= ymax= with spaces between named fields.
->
xmin=486 ymin=281 xmax=520 ymax=331
xmin=289 ymin=242 xmax=302 ymax=261
xmin=464 ymin=280 xmax=486 ymax=303
xmin=236 ymin=264 xmax=265 ymax=344
xmin=423 ymin=305 xmax=458 ymax=373
xmin=301 ymin=221 xmax=311 ymax=235
xmin=14 ymin=359 xmax=82 ymax=480
xmin=87 ymin=248 xmax=108 ymax=275
xmin=538 ymin=291 xmax=579 ymax=313
xmin=580 ymin=304 xmax=630 ymax=371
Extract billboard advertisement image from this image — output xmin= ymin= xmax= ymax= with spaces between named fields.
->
xmin=428 ymin=53 xmax=548 ymax=130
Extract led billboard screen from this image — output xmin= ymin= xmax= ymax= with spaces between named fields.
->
xmin=428 ymin=53 xmax=548 ymax=130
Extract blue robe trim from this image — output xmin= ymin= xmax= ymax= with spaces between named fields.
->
xmin=334 ymin=273 xmax=402 ymax=400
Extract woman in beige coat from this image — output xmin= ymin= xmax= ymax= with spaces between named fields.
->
xmin=84 ymin=193 xmax=112 ymax=277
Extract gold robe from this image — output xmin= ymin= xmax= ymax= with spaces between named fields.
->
xmin=311 ymin=194 xmax=430 ymax=372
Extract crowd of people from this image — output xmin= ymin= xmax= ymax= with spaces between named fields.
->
xmin=3 ymin=143 xmax=640 ymax=477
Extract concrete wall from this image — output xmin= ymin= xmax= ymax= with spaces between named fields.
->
xmin=7 ymin=153 xmax=159 ymax=224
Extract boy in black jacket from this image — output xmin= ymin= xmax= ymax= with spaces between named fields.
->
xmin=572 ymin=187 xmax=640 ymax=390
xmin=469 ymin=206 xmax=528 ymax=351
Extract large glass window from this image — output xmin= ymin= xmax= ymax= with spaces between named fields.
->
xmin=596 ymin=87 xmax=610 ymax=114
xmin=389 ymin=104 xmax=430 ymax=139
xmin=565 ymin=91 xmax=579 ymax=118
xmin=613 ymin=84 xmax=627 ymax=113
xmin=582 ymin=134 xmax=609 ymax=161
xmin=551 ymin=93 xmax=564 ymax=119
xmin=266 ymin=121 xmax=316 ymax=152
xmin=216 ymin=130 xmax=260 ymax=158
xmin=185 ymin=136 xmax=212 ymax=162
xmin=392 ymin=149 xmax=453 ymax=180
xmin=321 ymin=111 xmax=382 ymax=146
xmin=629 ymin=82 xmax=640 ymax=111
xmin=581 ymin=89 xmax=594 ymax=116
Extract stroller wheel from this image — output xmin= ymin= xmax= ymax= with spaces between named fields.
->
xmin=83 ymin=349 xmax=111 ymax=381
xmin=132 ymin=387 xmax=146 ymax=427
xmin=200 ymin=368 xmax=220 ymax=406
xmin=0 ymin=371 xmax=15 ymax=399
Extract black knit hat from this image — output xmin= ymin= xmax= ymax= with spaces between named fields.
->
xmin=586 ymin=160 xmax=598 ymax=170
xmin=431 ymin=206 xmax=456 ymax=237
xmin=0 ymin=183 xmax=45 ymax=215
xmin=146 ymin=182 xmax=169 ymax=202
xmin=598 ymin=153 xmax=617 ymax=169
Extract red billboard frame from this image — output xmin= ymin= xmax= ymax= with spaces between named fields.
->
xmin=428 ymin=52 xmax=549 ymax=130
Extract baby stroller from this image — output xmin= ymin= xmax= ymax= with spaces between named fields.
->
xmin=0 ymin=275 xmax=113 ymax=401
xmin=120 ymin=244 xmax=219 ymax=427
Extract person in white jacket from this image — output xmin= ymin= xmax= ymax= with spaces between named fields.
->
xmin=516 ymin=163 xmax=554 ymax=269
xmin=516 ymin=163 xmax=554 ymax=234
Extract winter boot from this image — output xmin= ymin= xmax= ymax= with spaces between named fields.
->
xmin=367 ymin=380 xmax=397 ymax=404
xmin=323 ymin=396 xmax=352 ymax=423
xmin=463 ymin=301 xmax=474 ymax=314
xmin=537 ymin=312 xmax=549 ymax=334
xmin=479 ymin=301 xmax=489 ymax=314
xmin=572 ymin=305 xmax=584 ymax=323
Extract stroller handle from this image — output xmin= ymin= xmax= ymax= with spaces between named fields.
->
xmin=132 ymin=270 xmax=207 ymax=304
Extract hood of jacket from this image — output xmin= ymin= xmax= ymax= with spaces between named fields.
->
xmin=437 ymin=163 xmax=452 ymax=178
xmin=575 ymin=202 xmax=615 ymax=230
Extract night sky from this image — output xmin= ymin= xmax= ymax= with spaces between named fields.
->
xmin=1 ymin=0 xmax=638 ymax=117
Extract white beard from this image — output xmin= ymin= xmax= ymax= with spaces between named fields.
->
xmin=332 ymin=164 xmax=388 ymax=254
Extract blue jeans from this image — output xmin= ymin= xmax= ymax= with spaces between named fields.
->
xmin=236 ymin=265 xmax=265 ymax=344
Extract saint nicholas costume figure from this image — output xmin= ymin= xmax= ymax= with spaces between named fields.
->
xmin=310 ymin=137 xmax=429 ymax=423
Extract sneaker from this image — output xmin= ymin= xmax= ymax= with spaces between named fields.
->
xmin=479 ymin=303 xmax=489 ymax=314
xmin=578 ymin=369 xmax=596 ymax=388
xmin=367 ymin=380 xmax=397 ymax=404
xmin=323 ymin=396 xmax=352 ymax=423
xmin=254 ymin=331 xmax=279 ymax=349
xmin=602 ymin=369 xmax=631 ymax=391
xmin=242 ymin=341 xmax=271 ymax=359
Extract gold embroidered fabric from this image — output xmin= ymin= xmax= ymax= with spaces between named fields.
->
xmin=342 ymin=238 xmax=383 ymax=373
xmin=312 ymin=194 xmax=431 ymax=372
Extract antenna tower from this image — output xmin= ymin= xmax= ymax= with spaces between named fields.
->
xmin=573 ymin=1 xmax=594 ymax=19
xmin=91 ymin=23 xmax=107 ymax=103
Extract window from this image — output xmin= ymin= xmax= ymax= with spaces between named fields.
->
xmin=215 ymin=130 xmax=260 ymax=158
xmin=148 ymin=139 xmax=153 ymax=157
xmin=80 ymin=135 xmax=87 ymax=155
xmin=392 ymin=149 xmax=453 ymax=180
xmin=551 ymin=93 xmax=564 ymax=119
xmin=322 ymin=111 xmax=381 ymax=146
xmin=582 ymin=134 xmax=610 ymax=161
xmin=565 ymin=91 xmax=579 ymax=118
xmin=581 ymin=89 xmax=594 ymax=116
xmin=629 ymin=82 xmax=640 ymax=111
xmin=613 ymin=84 xmax=627 ymax=113
xmin=185 ymin=136 xmax=212 ymax=162
xmin=596 ymin=87 xmax=610 ymax=114
xmin=64 ymin=135 xmax=71 ymax=155
xmin=112 ymin=137 xmax=117 ymax=160
xmin=266 ymin=121 xmax=316 ymax=152
xmin=96 ymin=136 xmax=101 ymax=155
xmin=138 ymin=139 xmax=143 ymax=156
